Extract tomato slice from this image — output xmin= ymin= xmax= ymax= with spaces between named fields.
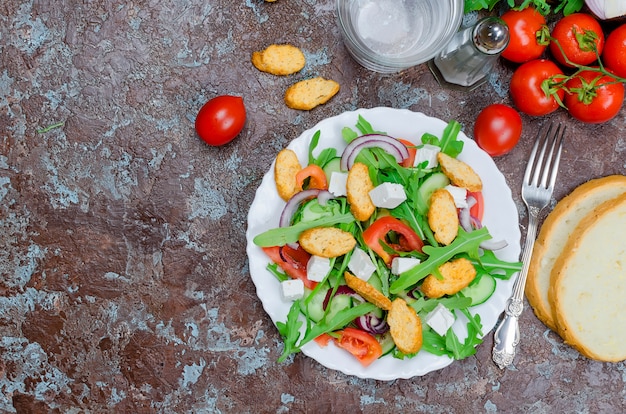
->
xmin=314 ymin=333 xmax=334 ymax=347
xmin=398 ymin=139 xmax=417 ymax=168
xmin=296 ymin=164 xmax=328 ymax=191
xmin=468 ymin=191 xmax=484 ymax=222
xmin=335 ymin=327 xmax=382 ymax=367
xmin=362 ymin=216 xmax=424 ymax=264
xmin=262 ymin=245 xmax=317 ymax=290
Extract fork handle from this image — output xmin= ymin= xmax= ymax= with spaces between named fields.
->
xmin=492 ymin=208 xmax=540 ymax=369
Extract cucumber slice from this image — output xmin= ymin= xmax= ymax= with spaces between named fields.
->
xmin=322 ymin=157 xmax=343 ymax=183
xmin=416 ymin=172 xmax=450 ymax=214
xmin=325 ymin=294 xmax=353 ymax=321
xmin=300 ymin=284 xmax=330 ymax=322
xmin=300 ymin=199 xmax=330 ymax=222
xmin=378 ymin=331 xmax=395 ymax=356
xmin=460 ymin=274 xmax=496 ymax=306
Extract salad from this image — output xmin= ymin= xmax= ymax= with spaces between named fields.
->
xmin=250 ymin=112 xmax=522 ymax=372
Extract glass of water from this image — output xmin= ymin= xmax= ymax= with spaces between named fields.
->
xmin=336 ymin=0 xmax=464 ymax=73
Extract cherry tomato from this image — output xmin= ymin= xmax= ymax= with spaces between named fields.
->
xmin=603 ymin=24 xmax=626 ymax=79
xmin=295 ymin=164 xmax=328 ymax=191
xmin=510 ymin=59 xmax=565 ymax=116
xmin=362 ymin=216 xmax=424 ymax=265
xmin=474 ymin=104 xmax=522 ymax=157
xmin=195 ymin=95 xmax=246 ymax=146
xmin=549 ymin=13 xmax=604 ymax=68
xmin=334 ymin=328 xmax=383 ymax=367
xmin=262 ymin=245 xmax=317 ymax=290
xmin=398 ymin=138 xmax=417 ymax=168
xmin=468 ymin=191 xmax=484 ymax=222
xmin=564 ymin=70 xmax=625 ymax=124
xmin=501 ymin=7 xmax=549 ymax=63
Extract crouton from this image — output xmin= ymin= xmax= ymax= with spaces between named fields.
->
xmin=284 ymin=77 xmax=340 ymax=110
xmin=387 ymin=298 xmax=423 ymax=354
xmin=252 ymin=44 xmax=305 ymax=76
xmin=344 ymin=272 xmax=392 ymax=311
xmin=274 ymin=149 xmax=302 ymax=201
xmin=437 ymin=152 xmax=482 ymax=192
xmin=346 ymin=162 xmax=375 ymax=221
xmin=428 ymin=188 xmax=459 ymax=245
xmin=421 ymin=257 xmax=477 ymax=298
xmin=299 ymin=227 xmax=356 ymax=258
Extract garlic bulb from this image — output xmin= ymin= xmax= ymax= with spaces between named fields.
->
xmin=586 ymin=0 xmax=626 ymax=20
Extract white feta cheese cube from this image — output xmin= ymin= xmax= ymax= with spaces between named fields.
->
xmin=307 ymin=255 xmax=331 ymax=282
xmin=280 ymin=279 xmax=305 ymax=301
xmin=391 ymin=257 xmax=421 ymax=275
xmin=368 ymin=182 xmax=407 ymax=209
xmin=348 ymin=248 xmax=376 ymax=281
xmin=413 ymin=144 xmax=441 ymax=169
xmin=444 ymin=184 xmax=469 ymax=209
xmin=328 ymin=172 xmax=348 ymax=197
xmin=424 ymin=303 xmax=456 ymax=336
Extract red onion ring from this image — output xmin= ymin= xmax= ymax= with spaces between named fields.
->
xmin=355 ymin=313 xmax=389 ymax=335
xmin=340 ymin=134 xmax=409 ymax=170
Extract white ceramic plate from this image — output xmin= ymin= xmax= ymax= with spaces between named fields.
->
xmin=245 ymin=107 xmax=521 ymax=380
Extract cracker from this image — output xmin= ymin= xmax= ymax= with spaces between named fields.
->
xmin=346 ymin=162 xmax=375 ymax=221
xmin=421 ymin=258 xmax=477 ymax=299
xmin=427 ymin=188 xmax=459 ymax=245
xmin=299 ymin=227 xmax=356 ymax=258
xmin=252 ymin=44 xmax=305 ymax=76
xmin=284 ymin=77 xmax=340 ymax=110
xmin=437 ymin=152 xmax=482 ymax=192
xmin=387 ymin=298 xmax=423 ymax=354
xmin=274 ymin=149 xmax=302 ymax=201
xmin=344 ymin=272 xmax=392 ymax=311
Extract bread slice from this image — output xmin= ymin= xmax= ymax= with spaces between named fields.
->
xmin=526 ymin=175 xmax=626 ymax=330
xmin=549 ymin=193 xmax=626 ymax=362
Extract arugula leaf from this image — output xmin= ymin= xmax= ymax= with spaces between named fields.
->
xmin=266 ymin=263 xmax=289 ymax=282
xmin=468 ymin=249 xmax=522 ymax=280
xmin=438 ymin=120 xmax=464 ymax=158
xmin=308 ymin=130 xmax=321 ymax=165
xmin=297 ymin=302 xmax=377 ymax=346
xmin=276 ymin=302 xmax=304 ymax=362
xmin=390 ymin=227 xmax=491 ymax=294
xmin=253 ymin=213 xmax=355 ymax=247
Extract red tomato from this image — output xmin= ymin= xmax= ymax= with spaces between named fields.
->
xmin=362 ymin=216 xmax=424 ymax=265
xmin=474 ymin=104 xmax=522 ymax=157
xmin=334 ymin=328 xmax=383 ymax=367
xmin=262 ymin=245 xmax=317 ymax=290
xmin=510 ymin=59 xmax=565 ymax=116
xmin=295 ymin=164 xmax=328 ymax=191
xmin=195 ymin=95 xmax=246 ymax=146
xmin=468 ymin=191 xmax=484 ymax=222
xmin=603 ymin=24 xmax=626 ymax=79
xmin=398 ymin=139 xmax=417 ymax=168
xmin=564 ymin=70 xmax=625 ymax=123
xmin=501 ymin=7 xmax=549 ymax=63
xmin=549 ymin=13 xmax=605 ymax=67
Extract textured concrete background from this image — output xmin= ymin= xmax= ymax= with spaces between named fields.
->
xmin=1 ymin=0 xmax=626 ymax=413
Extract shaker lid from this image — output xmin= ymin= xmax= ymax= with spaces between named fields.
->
xmin=473 ymin=16 xmax=510 ymax=55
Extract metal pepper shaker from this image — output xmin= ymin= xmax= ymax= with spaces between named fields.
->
xmin=429 ymin=16 xmax=510 ymax=90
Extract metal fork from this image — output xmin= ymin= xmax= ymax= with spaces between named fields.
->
xmin=492 ymin=123 xmax=566 ymax=369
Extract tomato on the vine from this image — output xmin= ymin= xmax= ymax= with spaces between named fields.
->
xmin=564 ymin=70 xmax=625 ymax=124
xmin=195 ymin=95 xmax=246 ymax=146
xmin=603 ymin=24 xmax=626 ymax=79
xmin=510 ymin=59 xmax=565 ymax=116
xmin=549 ymin=13 xmax=605 ymax=67
xmin=501 ymin=7 xmax=549 ymax=63
xmin=474 ymin=104 xmax=522 ymax=157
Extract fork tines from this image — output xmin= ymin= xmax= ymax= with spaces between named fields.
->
xmin=525 ymin=123 xmax=566 ymax=191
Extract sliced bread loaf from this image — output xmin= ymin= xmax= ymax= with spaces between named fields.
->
xmin=526 ymin=175 xmax=626 ymax=330
xmin=549 ymin=192 xmax=626 ymax=362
